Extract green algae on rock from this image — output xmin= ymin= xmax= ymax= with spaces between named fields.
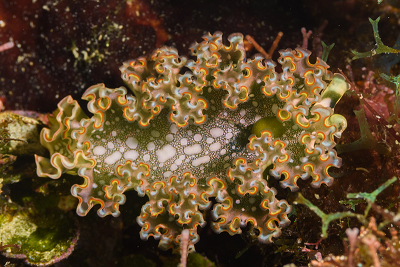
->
xmin=0 ymin=204 xmax=79 ymax=266
xmin=0 ymin=112 xmax=45 ymax=156
xmin=0 ymin=112 xmax=46 ymax=187
xmin=35 ymin=32 xmax=348 ymax=252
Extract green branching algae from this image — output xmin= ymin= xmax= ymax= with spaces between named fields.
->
xmin=321 ymin=41 xmax=335 ymax=62
xmin=351 ymin=17 xmax=400 ymax=60
xmin=351 ymin=16 xmax=400 ymax=123
xmin=346 ymin=176 xmax=397 ymax=216
xmin=295 ymin=177 xmax=397 ymax=239
xmin=308 ymin=177 xmax=400 ymax=267
xmin=295 ymin=193 xmax=359 ymax=238
xmin=380 ymin=73 xmax=400 ymax=123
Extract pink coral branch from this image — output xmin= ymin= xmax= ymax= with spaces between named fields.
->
xmin=0 ymin=41 xmax=14 ymax=52
xmin=345 ymin=228 xmax=359 ymax=267
xmin=362 ymin=235 xmax=381 ymax=267
xmin=301 ymin=28 xmax=312 ymax=49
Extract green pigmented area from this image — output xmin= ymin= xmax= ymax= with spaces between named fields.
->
xmin=27 ymin=226 xmax=66 ymax=253
xmin=251 ymin=116 xmax=306 ymax=167
xmin=321 ymin=73 xmax=349 ymax=108
xmin=89 ymin=108 xmax=253 ymax=187
xmin=252 ymin=116 xmax=286 ymax=138
xmin=324 ymin=91 xmax=341 ymax=108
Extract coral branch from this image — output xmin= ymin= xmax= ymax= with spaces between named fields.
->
xmin=245 ymin=35 xmax=269 ymax=59
xmin=0 ymin=41 xmax=14 ymax=52
xmin=301 ymin=28 xmax=312 ymax=49
xmin=268 ymin=32 xmax=284 ymax=58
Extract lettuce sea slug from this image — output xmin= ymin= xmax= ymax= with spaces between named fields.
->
xmin=35 ymin=32 xmax=348 ymax=252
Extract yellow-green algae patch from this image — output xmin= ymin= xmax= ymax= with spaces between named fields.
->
xmin=0 ymin=112 xmax=46 ymax=156
xmin=0 ymin=207 xmax=79 ymax=266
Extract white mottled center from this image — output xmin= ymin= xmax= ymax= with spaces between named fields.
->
xmin=107 ymin=142 xmax=114 ymax=149
xmin=156 ymin=144 xmax=176 ymax=162
xmin=126 ymin=137 xmax=138 ymax=149
xmin=147 ymin=142 xmax=155 ymax=151
xmin=192 ymin=156 xmax=210 ymax=166
xmin=170 ymin=124 xmax=178 ymax=134
xmin=124 ymin=150 xmax=139 ymax=161
xmin=170 ymin=163 xmax=178 ymax=171
xmin=174 ymin=155 xmax=185 ymax=165
xmin=194 ymin=134 xmax=202 ymax=142
xmin=181 ymin=138 xmax=188 ymax=146
xmin=184 ymin=144 xmax=202 ymax=155
xmin=209 ymin=142 xmax=221 ymax=152
xmin=105 ymin=151 xmax=122 ymax=165
xmin=166 ymin=134 xmax=173 ymax=142
xmin=210 ymin=127 xmax=224 ymax=138
xmin=93 ymin=146 xmax=106 ymax=155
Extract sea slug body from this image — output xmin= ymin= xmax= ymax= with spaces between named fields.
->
xmin=35 ymin=32 xmax=348 ymax=252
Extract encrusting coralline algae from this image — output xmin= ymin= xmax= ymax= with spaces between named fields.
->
xmin=35 ymin=32 xmax=348 ymax=252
